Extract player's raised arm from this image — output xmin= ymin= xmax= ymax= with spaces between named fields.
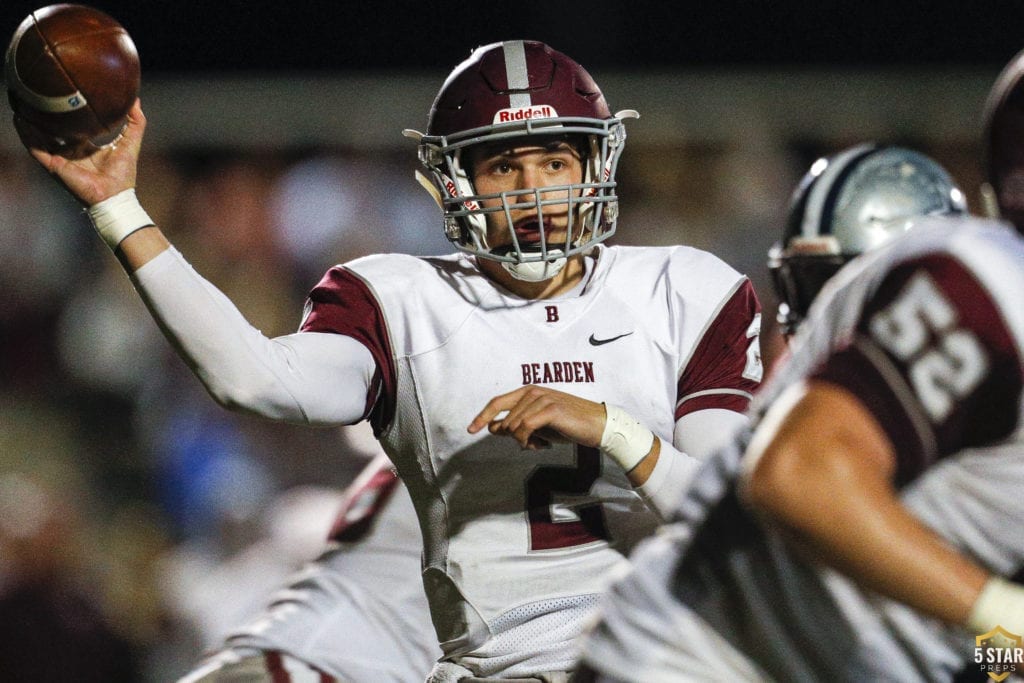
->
xmin=15 ymin=104 xmax=374 ymax=427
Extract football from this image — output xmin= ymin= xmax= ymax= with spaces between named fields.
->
xmin=4 ymin=4 xmax=140 ymax=158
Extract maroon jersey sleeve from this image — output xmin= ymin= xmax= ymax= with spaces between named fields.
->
xmin=813 ymin=254 xmax=1024 ymax=486
xmin=301 ymin=266 xmax=397 ymax=433
xmin=676 ymin=279 xmax=762 ymax=420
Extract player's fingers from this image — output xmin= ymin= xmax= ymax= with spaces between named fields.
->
xmin=494 ymin=395 xmax=568 ymax=448
xmin=524 ymin=433 xmax=553 ymax=450
xmin=507 ymin=423 xmax=562 ymax=450
xmin=130 ymin=98 xmax=144 ymax=123
xmin=120 ymin=98 xmax=146 ymax=149
xmin=478 ymin=388 xmax=541 ymax=439
xmin=499 ymin=394 xmax=555 ymax=443
xmin=467 ymin=388 xmax=527 ymax=433
xmin=26 ymin=144 xmax=59 ymax=173
xmin=487 ymin=418 xmax=556 ymax=450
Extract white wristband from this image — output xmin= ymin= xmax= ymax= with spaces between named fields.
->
xmin=599 ymin=403 xmax=654 ymax=473
xmin=87 ymin=188 xmax=154 ymax=250
xmin=967 ymin=577 xmax=1024 ymax=635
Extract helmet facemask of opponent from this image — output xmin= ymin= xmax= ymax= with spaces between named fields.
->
xmin=405 ymin=40 xmax=637 ymax=282
xmin=769 ymin=144 xmax=968 ymax=336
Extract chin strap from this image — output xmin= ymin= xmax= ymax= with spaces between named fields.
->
xmin=501 ymin=251 xmax=567 ymax=282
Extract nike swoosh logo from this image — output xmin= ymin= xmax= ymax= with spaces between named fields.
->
xmin=588 ymin=332 xmax=634 ymax=346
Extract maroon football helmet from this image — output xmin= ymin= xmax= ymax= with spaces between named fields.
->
xmin=404 ymin=40 xmax=637 ymax=280
xmin=983 ymin=48 xmax=1024 ymax=235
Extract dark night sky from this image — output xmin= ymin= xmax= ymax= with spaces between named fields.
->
xmin=4 ymin=1 xmax=1024 ymax=76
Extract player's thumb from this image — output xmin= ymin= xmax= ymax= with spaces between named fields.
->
xmin=119 ymin=98 xmax=147 ymax=152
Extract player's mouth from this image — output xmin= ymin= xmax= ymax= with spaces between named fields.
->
xmin=510 ymin=218 xmax=566 ymax=247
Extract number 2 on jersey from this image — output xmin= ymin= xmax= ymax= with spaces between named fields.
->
xmin=526 ymin=446 xmax=610 ymax=551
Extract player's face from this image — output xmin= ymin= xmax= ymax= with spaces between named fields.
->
xmin=467 ymin=140 xmax=585 ymax=251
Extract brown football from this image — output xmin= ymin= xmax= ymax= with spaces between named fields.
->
xmin=5 ymin=4 xmax=140 ymax=158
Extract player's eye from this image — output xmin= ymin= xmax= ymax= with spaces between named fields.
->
xmin=490 ymin=160 xmax=514 ymax=175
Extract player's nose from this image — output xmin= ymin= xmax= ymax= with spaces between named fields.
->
xmin=518 ymin=163 xmax=544 ymax=190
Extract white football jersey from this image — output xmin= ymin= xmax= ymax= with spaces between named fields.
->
xmin=582 ymin=218 xmax=1024 ymax=682
xmin=223 ymin=454 xmax=439 ymax=682
xmin=300 ymin=243 xmax=761 ymax=676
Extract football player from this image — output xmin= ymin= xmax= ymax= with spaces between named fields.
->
xmin=578 ymin=60 xmax=1024 ymax=683
xmin=176 ymin=453 xmax=439 ymax=682
xmin=15 ymin=41 xmax=761 ymax=680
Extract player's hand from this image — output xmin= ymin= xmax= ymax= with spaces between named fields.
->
xmin=468 ymin=386 xmax=606 ymax=450
xmin=14 ymin=98 xmax=145 ymax=207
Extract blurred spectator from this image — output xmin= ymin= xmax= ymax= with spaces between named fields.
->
xmin=173 ymin=154 xmax=299 ymax=336
xmin=0 ymin=472 xmax=143 ymax=682
xmin=0 ymin=153 xmax=97 ymax=391
xmin=269 ymin=155 xmax=384 ymax=282
xmin=269 ymin=152 xmax=451 ymax=287
xmin=371 ymin=153 xmax=456 ymax=256
xmin=57 ymin=257 xmax=167 ymax=399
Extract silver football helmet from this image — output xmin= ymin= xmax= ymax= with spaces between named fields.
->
xmin=768 ymin=143 xmax=967 ymax=335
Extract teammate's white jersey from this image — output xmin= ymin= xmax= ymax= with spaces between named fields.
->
xmin=300 ymin=243 xmax=761 ymax=677
xmin=190 ymin=454 xmax=439 ymax=682
xmin=582 ymin=218 xmax=1024 ymax=682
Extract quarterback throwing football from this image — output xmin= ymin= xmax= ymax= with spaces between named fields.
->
xmin=16 ymin=41 xmax=761 ymax=681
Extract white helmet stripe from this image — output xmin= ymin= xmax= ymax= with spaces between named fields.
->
xmin=502 ymin=40 xmax=532 ymax=109
xmin=800 ymin=143 xmax=876 ymax=239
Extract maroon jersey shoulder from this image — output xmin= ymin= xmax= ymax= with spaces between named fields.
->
xmin=676 ymin=278 xmax=762 ymax=419
xmin=815 ymin=253 xmax=1023 ymax=485
xmin=302 ymin=266 xmax=397 ymax=432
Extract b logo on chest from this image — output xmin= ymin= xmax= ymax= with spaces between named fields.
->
xmin=523 ymin=305 xmax=597 ymax=384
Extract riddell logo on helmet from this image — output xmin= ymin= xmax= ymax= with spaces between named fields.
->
xmin=493 ymin=105 xmax=558 ymax=124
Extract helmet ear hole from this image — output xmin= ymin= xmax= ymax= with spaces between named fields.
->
xmin=584 ymin=135 xmax=601 ymax=184
xmin=449 ymin=150 xmax=489 ymax=249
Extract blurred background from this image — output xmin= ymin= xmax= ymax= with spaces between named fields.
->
xmin=0 ymin=1 xmax=1019 ymax=680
